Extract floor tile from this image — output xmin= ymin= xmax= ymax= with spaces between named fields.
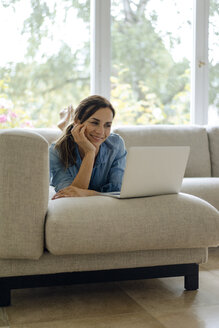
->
xmin=117 ymin=269 xmax=219 ymax=317
xmin=10 ymin=312 xmax=165 ymax=328
xmin=156 ymin=304 xmax=219 ymax=328
xmin=3 ymin=246 xmax=219 ymax=327
xmin=0 ymin=308 xmax=9 ymax=327
xmin=6 ymin=282 xmax=144 ymax=325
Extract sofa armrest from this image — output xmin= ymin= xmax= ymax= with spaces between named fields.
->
xmin=0 ymin=129 xmax=49 ymax=260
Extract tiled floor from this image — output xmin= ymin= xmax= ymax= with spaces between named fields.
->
xmin=1 ymin=248 xmax=219 ymax=328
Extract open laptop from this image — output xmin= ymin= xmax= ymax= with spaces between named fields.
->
xmin=101 ymin=146 xmax=190 ymax=198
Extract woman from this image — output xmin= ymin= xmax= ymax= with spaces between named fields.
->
xmin=50 ymin=95 xmax=127 ymax=199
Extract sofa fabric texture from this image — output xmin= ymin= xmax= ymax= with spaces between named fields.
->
xmin=0 ymin=125 xmax=219 ymax=282
xmin=46 ymin=193 xmax=219 ymax=256
xmin=0 ymin=130 xmax=49 ymax=260
xmin=0 ymin=248 xmax=207 ymax=278
xmin=181 ymin=178 xmax=219 ymax=211
xmin=113 ymin=125 xmax=211 ymax=177
xmin=207 ymin=126 xmax=219 ymax=177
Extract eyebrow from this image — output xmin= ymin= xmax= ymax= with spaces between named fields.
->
xmin=90 ymin=118 xmax=112 ymax=124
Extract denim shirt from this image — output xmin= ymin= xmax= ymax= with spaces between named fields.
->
xmin=49 ymin=133 xmax=127 ymax=193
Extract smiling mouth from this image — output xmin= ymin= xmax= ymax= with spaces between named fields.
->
xmin=90 ymin=135 xmax=104 ymax=142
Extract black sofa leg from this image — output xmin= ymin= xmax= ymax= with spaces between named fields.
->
xmin=184 ymin=264 xmax=199 ymax=290
xmin=0 ymin=284 xmax=11 ymax=307
xmin=0 ymin=263 xmax=199 ymax=306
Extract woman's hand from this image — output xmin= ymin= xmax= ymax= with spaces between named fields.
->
xmin=52 ymin=185 xmax=99 ymax=199
xmin=71 ymin=124 xmax=96 ymax=155
xmin=57 ymin=105 xmax=74 ymax=131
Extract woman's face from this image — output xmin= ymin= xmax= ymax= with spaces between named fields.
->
xmin=83 ymin=107 xmax=113 ymax=147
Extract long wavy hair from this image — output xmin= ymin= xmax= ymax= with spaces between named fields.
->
xmin=55 ymin=95 xmax=116 ymax=169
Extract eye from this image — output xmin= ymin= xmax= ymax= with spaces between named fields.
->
xmin=89 ymin=121 xmax=98 ymax=125
xmin=105 ymin=124 xmax=112 ymax=128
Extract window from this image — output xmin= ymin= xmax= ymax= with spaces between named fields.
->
xmin=208 ymin=0 xmax=219 ymax=124
xmin=0 ymin=0 xmax=90 ymax=128
xmin=0 ymin=0 xmax=218 ymax=128
xmin=111 ymin=0 xmax=192 ymax=125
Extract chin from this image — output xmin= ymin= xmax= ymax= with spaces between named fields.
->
xmin=92 ymin=140 xmax=104 ymax=146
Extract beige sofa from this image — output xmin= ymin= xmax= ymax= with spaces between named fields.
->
xmin=0 ymin=125 xmax=219 ymax=306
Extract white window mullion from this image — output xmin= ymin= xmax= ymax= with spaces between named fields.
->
xmin=90 ymin=0 xmax=111 ymax=100
xmin=191 ymin=0 xmax=209 ymax=125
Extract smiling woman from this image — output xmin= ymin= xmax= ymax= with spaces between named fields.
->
xmin=49 ymin=95 xmax=127 ymax=199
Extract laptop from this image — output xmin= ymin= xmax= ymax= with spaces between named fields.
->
xmin=101 ymin=146 xmax=190 ymax=198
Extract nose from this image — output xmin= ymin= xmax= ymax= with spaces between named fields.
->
xmin=95 ymin=125 xmax=104 ymax=135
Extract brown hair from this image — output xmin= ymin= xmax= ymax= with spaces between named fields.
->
xmin=55 ymin=95 xmax=115 ymax=168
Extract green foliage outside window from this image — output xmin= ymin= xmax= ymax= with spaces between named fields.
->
xmin=0 ymin=0 xmax=218 ymax=128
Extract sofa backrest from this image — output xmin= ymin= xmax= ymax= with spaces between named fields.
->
xmin=32 ymin=128 xmax=61 ymax=145
xmin=31 ymin=125 xmax=212 ymax=178
xmin=113 ymin=125 xmax=211 ymax=177
xmin=207 ymin=126 xmax=219 ymax=177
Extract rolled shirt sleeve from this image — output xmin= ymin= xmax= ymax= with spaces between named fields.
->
xmin=49 ymin=144 xmax=74 ymax=192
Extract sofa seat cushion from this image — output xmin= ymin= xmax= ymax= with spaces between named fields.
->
xmin=45 ymin=193 xmax=219 ymax=256
xmin=181 ymin=178 xmax=219 ymax=211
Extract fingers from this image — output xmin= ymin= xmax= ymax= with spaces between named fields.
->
xmin=71 ymin=123 xmax=86 ymax=138
xmin=52 ymin=190 xmax=65 ymax=199
xmin=52 ymin=191 xmax=70 ymax=199
xmin=71 ymin=125 xmax=89 ymax=147
xmin=52 ymin=186 xmax=79 ymax=199
xmin=51 ymin=186 xmax=96 ymax=199
xmin=52 ymin=187 xmax=67 ymax=199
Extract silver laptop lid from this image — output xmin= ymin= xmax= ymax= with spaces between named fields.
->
xmin=120 ymin=146 xmax=190 ymax=198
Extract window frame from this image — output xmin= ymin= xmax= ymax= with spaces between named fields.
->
xmin=90 ymin=0 xmax=111 ymax=99
xmin=191 ymin=0 xmax=209 ymax=125
xmin=91 ymin=0 xmax=211 ymax=125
